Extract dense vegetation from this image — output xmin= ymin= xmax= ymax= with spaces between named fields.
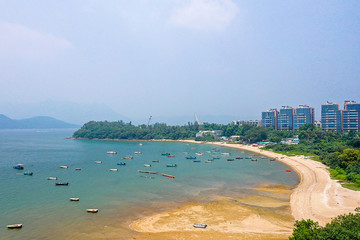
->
xmin=289 ymin=208 xmax=360 ymax=240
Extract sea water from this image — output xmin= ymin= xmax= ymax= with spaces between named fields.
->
xmin=0 ymin=129 xmax=298 ymax=239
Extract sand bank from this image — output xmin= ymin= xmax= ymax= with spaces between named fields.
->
xmin=129 ymin=140 xmax=360 ymax=239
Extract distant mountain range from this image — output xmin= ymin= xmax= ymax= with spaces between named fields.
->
xmin=0 ymin=114 xmax=80 ymax=129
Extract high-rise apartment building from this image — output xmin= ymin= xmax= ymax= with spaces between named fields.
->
xmin=277 ymin=106 xmax=295 ymax=130
xmin=294 ymin=105 xmax=315 ymax=130
xmin=262 ymin=109 xmax=278 ymax=130
xmin=342 ymin=101 xmax=360 ymax=132
xmin=321 ymin=102 xmax=342 ymax=131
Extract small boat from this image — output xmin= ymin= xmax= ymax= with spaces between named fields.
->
xmin=24 ymin=172 xmax=33 ymax=176
xmin=109 ymin=169 xmax=118 ymax=171
xmin=251 ymin=159 xmax=258 ymax=162
xmin=69 ymin=198 xmax=80 ymax=201
xmin=86 ymin=209 xmax=98 ymax=213
xmin=166 ymin=164 xmax=177 ymax=167
xmin=95 ymin=161 xmax=102 ymax=164
xmin=134 ymin=151 xmax=142 ymax=154
xmin=7 ymin=224 xmax=22 ymax=229
xmin=60 ymin=166 xmax=68 ymax=169
xmin=286 ymin=169 xmax=292 ymax=172
xmin=138 ymin=170 xmax=158 ymax=174
xmin=107 ymin=151 xmax=117 ymax=154
xmin=186 ymin=156 xmax=196 ymax=159
xmin=139 ymin=143 xmax=143 ymax=146
xmin=269 ymin=158 xmax=276 ymax=161
xmin=162 ymin=173 xmax=175 ymax=178
xmin=205 ymin=151 xmax=211 ymax=153
xmin=122 ymin=156 xmax=133 ymax=160
xmin=193 ymin=160 xmax=201 ymax=162
xmin=193 ymin=223 xmax=207 ymax=228
xmin=167 ymin=155 xmax=175 ymax=157
xmin=221 ymin=153 xmax=230 ymax=156
xmin=245 ymin=157 xmax=251 ymax=159
xmin=13 ymin=164 xmax=24 ymax=170
xmin=152 ymin=160 xmax=159 ymax=162
xmin=55 ymin=182 xmax=69 ymax=186
xmin=195 ymin=153 xmax=203 ymax=156
xmin=75 ymin=168 xmax=81 ymax=171
xmin=227 ymin=159 xmax=234 ymax=161
xmin=212 ymin=156 xmax=220 ymax=159
xmin=144 ymin=164 xmax=151 ymax=167
xmin=235 ymin=156 xmax=243 ymax=159
xmin=47 ymin=177 xmax=57 ymax=180
xmin=205 ymin=160 xmax=213 ymax=163
xmin=117 ymin=162 xmax=126 ymax=166
xmin=161 ymin=153 xmax=171 ymax=156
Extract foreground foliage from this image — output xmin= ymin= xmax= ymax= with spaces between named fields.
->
xmin=289 ymin=209 xmax=360 ymax=240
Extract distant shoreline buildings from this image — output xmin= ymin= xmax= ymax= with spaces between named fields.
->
xmin=259 ymin=100 xmax=360 ymax=132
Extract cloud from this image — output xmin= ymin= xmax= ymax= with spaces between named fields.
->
xmin=169 ymin=0 xmax=239 ymax=31
xmin=0 ymin=21 xmax=73 ymax=59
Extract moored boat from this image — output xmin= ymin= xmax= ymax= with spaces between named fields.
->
xmin=221 ymin=153 xmax=230 ymax=156
xmin=134 ymin=151 xmax=142 ymax=154
xmin=69 ymin=198 xmax=80 ymax=201
xmin=227 ymin=159 xmax=234 ymax=161
xmin=193 ymin=223 xmax=207 ymax=228
xmin=152 ymin=160 xmax=159 ymax=162
xmin=205 ymin=160 xmax=213 ymax=163
xmin=117 ymin=162 xmax=126 ymax=166
xmin=47 ymin=177 xmax=57 ymax=180
xmin=122 ymin=156 xmax=133 ymax=159
xmin=251 ymin=159 xmax=258 ymax=162
xmin=167 ymin=155 xmax=175 ymax=157
xmin=86 ymin=209 xmax=98 ymax=213
xmin=286 ymin=169 xmax=292 ymax=172
xmin=107 ymin=151 xmax=117 ymax=154
xmin=235 ymin=156 xmax=243 ymax=159
xmin=7 ymin=224 xmax=22 ymax=229
xmin=95 ymin=161 xmax=102 ymax=164
xmin=13 ymin=164 xmax=24 ymax=170
xmin=144 ymin=164 xmax=151 ymax=167
xmin=161 ymin=153 xmax=171 ymax=156
xmin=60 ymin=166 xmax=68 ymax=169
xmin=55 ymin=182 xmax=69 ymax=186
xmin=162 ymin=173 xmax=175 ymax=178
xmin=185 ymin=156 xmax=196 ymax=159
xmin=212 ymin=156 xmax=220 ymax=159
xmin=75 ymin=168 xmax=81 ymax=171
xmin=166 ymin=164 xmax=177 ymax=167
xmin=193 ymin=160 xmax=201 ymax=162
xmin=109 ymin=169 xmax=118 ymax=171
xmin=24 ymin=172 xmax=33 ymax=176
xmin=138 ymin=170 xmax=158 ymax=174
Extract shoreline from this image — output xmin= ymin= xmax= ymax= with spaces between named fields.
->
xmin=178 ymin=140 xmax=360 ymax=225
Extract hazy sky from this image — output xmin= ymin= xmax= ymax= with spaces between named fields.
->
xmin=1 ymin=0 xmax=359 ymax=123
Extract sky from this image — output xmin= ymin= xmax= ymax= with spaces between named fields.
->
xmin=0 ymin=0 xmax=359 ymax=124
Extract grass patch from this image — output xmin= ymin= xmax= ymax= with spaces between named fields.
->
xmin=341 ymin=183 xmax=360 ymax=191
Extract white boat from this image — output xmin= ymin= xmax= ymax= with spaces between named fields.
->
xmin=139 ymin=143 xmax=143 ymax=146
xmin=69 ymin=198 xmax=80 ymax=201
xmin=205 ymin=160 xmax=213 ymax=163
xmin=109 ymin=169 xmax=118 ymax=171
xmin=193 ymin=223 xmax=207 ymax=228
xmin=7 ymin=224 xmax=22 ymax=229
xmin=95 ymin=161 xmax=102 ymax=164
xmin=221 ymin=153 xmax=230 ymax=156
xmin=134 ymin=151 xmax=142 ymax=154
xmin=60 ymin=166 xmax=68 ymax=169
xmin=47 ymin=177 xmax=57 ymax=180
xmin=107 ymin=151 xmax=117 ymax=154
xmin=144 ymin=164 xmax=151 ymax=167
xmin=86 ymin=209 xmax=98 ymax=213
xmin=195 ymin=153 xmax=203 ymax=156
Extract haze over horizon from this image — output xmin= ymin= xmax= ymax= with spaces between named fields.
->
xmin=1 ymin=1 xmax=359 ymax=125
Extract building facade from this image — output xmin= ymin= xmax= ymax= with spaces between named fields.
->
xmin=261 ymin=109 xmax=278 ymax=130
xmin=342 ymin=101 xmax=360 ymax=132
xmin=321 ymin=102 xmax=342 ymax=131
xmin=294 ymin=105 xmax=315 ymax=130
xmin=233 ymin=120 xmax=261 ymax=126
xmin=277 ymin=106 xmax=295 ymax=130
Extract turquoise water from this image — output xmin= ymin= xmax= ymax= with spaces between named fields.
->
xmin=0 ymin=129 xmax=299 ymax=239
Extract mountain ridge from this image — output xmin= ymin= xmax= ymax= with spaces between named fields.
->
xmin=0 ymin=114 xmax=79 ymax=129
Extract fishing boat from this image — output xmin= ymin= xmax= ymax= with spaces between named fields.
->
xmin=95 ymin=161 xmax=102 ymax=164
xmin=122 ymin=156 xmax=133 ymax=160
xmin=227 ymin=159 xmax=234 ymax=161
xmin=205 ymin=160 xmax=213 ymax=163
xmin=86 ymin=209 xmax=98 ymax=213
xmin=144 ymin=164 xmax=151 ymax=167
xmin=107 ymin=151 xmax=117 ymax=154
xmin=251 ymin=159 xmax=258 ymax=162
xmin=75 ymin=168 xmax=81 ymax=171
xmin=161 ymin=153 xmax=171 ymax=156
xmin=69 ymin=198 xmax=80 ymax=201
xmin=7 ymin=224 xmax=22 ymax=229
xmin=166 ymin=164 xmax=177 ymax=167
xmin=195 ymin=152 xmax=203 ymax=156
xmin=167 ymin=155 xmax=175 ymax=157
xmin=24 ymin=172 xmax=33 ymax=176
xmin=138 ymin=170 xmax=158 ymax=174
xmin=134 ymin=151 xmax=142 ymax=154
xmin=55 ymin=182 xmax=69 ymax=186
xmin=152 ymin=160 xmax=159 ymax=162
xmin=13 ymin=164 xmax=24 ymax=170
xmin=109 ymin=169 xmax=118 ymax=171
xmin=235 ymin=156 xmax=243 ymax=159
xmin=193 ymin=223 xmax=207 ymax=228
xmin=139 ymin=143 xmax=143 ymax=146
xmin=269 ymin=158 xmax=276 ymax=161
xmin=286 ymin=169 xmax=292 ymax=172
xmin=60 ymin=166 xmax=68 ymax=169
xmin=185 ymin=156 xmax=196 ymax=159
xmin=221 ymin=153 xmax=230 ymax=156
xmin=162 ymin=173 xmax=175 ymax=178
xmin=212 ymin=156 xmax=220 ymax=159
xmin=193 ymin=160 xmax=201 ymax=162
xmin=117 ymin=162 xmax=126 ymax=166
xmin=47 ymin=177 xmax=57 ymax=180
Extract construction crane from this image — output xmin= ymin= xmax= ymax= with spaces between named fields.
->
xmin=147 ymin=116 xmax=152 ymax=126
xmin=194 ymin=114 xmax=200 ymax=125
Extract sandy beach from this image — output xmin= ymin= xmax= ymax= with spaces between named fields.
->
xmin=129 ymin=140 xmax=360 ymax=239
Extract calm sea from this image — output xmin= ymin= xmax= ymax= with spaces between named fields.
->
xmin=0 ymin=129 xmax=298 ymax=239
